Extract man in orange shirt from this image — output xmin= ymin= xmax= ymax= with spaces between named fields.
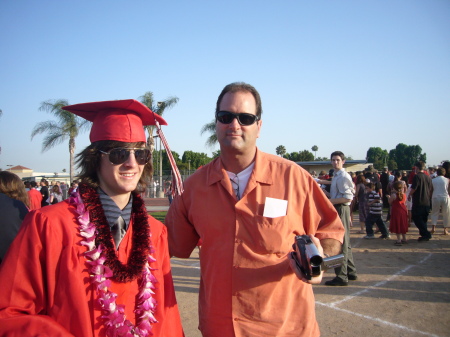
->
xmin=166 ymin=82 xmax=344 ymax=337
xmin=0 ymin=99 xmax=184 ymax=337
xmin=27 ymin=181 xmax=43 ymax=210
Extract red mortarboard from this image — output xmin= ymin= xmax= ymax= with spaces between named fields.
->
xmin=62 ymin=99 xmax=167 ymax=143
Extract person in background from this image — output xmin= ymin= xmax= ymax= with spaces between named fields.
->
xmin=355 ymin=174 xmax=367 ymax=234
xmin=0 ymin=171 xmax=29 ymax=208
xmin=0 ymin=99 xmax=184 ymax=337
xmin=363 ymin=182 xmax=390 ymax=240
xmin=401 ymin=170 xmax=409 ymax=185
xmin=0 ymin=171 xmax=29 ymax=262
xmin=49 ymin=184 xmax=63 ymax=204
xmin=430 ymin=167 xmax=449 ymax=235
xmin=27 ymin=181 xmax=43 ymax=210
xmin=165 ymin=181 xmax=173 ymax=205
xmin=40 ymin=179 xmax=49 ymax=207
xmin=428 ymin=167 xmax=437 ymax=179
xmin=60 ymin=181 xmax=68 ymax=199
xmin=387 ymin=181 xmax=409 ymax=246
xmin=408 ymin=161 xmax=433 ymax=241
xmin=319 ymin=151 xmax=357 ymax=286
xmin=442 ymin=161 xmax=450 ymax=179
xmin=166 ymin=82 xmax=344 ymax=336
xmin=68 ymin=181 xmax=78 ymax=195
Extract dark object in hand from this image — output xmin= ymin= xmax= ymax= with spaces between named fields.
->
xmin=291 ymin=235 xmax=344 ymax=280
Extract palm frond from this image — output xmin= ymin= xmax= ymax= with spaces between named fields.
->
xmin=205 ymin=134 xmax=218 ymax=149
xmin=31 ymin=121 xmax=60 ymax=139
xmin=41 ymin=130 xmax=67 ymax=152
xmin=200 ymin=120 xmax=216 ymax=135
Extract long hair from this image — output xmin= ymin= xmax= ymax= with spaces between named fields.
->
xmin=393 ymin=181 xmax=404 ymax=201
xmin=356 ymin=174 xmax=366 ymax=185
xmin=52 ymin=184 xmax=61 ymax=195
xmin=76 ymin=140 xmax=153 ymax=190
xmin=0 ymin=171 xmax=29 ymax=207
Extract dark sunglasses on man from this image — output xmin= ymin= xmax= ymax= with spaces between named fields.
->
xmin=99 ymin=148 xmax=151 ymax=165
xmin=216 ymin=111 xmax=260 ymax=126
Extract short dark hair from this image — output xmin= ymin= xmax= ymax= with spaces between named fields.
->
xmin=330 ymin=151 xmax=345 ymax=161
xmin=437 ymin=167 xmax=446 ymax=176
xmin=76 ymin=140 xmax=153 ymax=190
xmin=215 ymin=82 xmax=262 ymax=119
xmin=366 ymin=182 xmax=375 ymax=190
xmin=414 ymin=161 xmax=426 ymax=170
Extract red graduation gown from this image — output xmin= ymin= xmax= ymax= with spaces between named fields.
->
xmin=0 ymin=200 xmax=184 ymax=337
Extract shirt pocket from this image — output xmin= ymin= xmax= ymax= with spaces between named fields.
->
xmin=246 ymin=215 xmax=293 ymax=255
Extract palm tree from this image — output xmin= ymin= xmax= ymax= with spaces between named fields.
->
xmin=311 ymin=145 xmax=318 ymax=159
xmin=139 ymin=92 xmax=179 ymax=154
xmin=31 ymin=99 xmax=91 ymax=183
xmin=200 ymin=119 xmax=218 ymax=149
xmin=276 ymin=145 xmax=287 ymax=157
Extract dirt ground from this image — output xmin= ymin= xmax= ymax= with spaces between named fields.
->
xmin=170 ymin=220 xmax=450 ymax=337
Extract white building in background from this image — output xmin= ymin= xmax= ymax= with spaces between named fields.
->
xmin=6 ymin=165 xmax=72 ymax=184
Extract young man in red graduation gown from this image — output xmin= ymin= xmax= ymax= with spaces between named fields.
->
xmin=0 ymin=99 xmax=185 ymax=337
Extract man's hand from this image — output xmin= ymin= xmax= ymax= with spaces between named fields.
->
xmin=288 ymin=235 xmax=324 ymax=285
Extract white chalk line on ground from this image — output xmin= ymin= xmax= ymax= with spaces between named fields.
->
xmin=316 ymin=302 xmax=439 ymax=337
xmin=317 ymin=253 xmax=438 ymax=337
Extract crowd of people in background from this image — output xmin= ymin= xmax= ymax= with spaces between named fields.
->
xmin=0 ymin=175 xmax=82 ymax=263
xmin=315 ymin=160 xmax=450 ymax=245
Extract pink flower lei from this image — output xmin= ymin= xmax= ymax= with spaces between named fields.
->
xmin=71 ymin=191 xmax=158 ymax=336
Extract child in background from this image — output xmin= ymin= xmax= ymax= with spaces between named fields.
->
xmin=363 ymin=182 xmax=390 ymax=239
xmin=387 ymin=181 xmax=409 ymax=246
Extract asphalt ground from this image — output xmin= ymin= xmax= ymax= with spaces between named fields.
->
xmin=169 ymin=219 xmax=450 ymax=337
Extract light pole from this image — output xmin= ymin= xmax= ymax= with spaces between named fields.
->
xmin=153 ymin=134 xmax=164 ymax=198
xmin=188 ymin=160 xmax=191 ymax=177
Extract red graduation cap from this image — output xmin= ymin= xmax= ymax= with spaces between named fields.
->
xmin=62 ymin=99 xmax=167 ymax=143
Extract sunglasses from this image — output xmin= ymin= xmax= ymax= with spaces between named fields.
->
xmin=216 ymin=111 xmax=260 ymax=126
xmin=99 ymin=148 xmax=151 ymax=165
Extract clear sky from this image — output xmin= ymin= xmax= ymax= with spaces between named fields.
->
xmin=1 ymin=0 xmax=449 ymax=174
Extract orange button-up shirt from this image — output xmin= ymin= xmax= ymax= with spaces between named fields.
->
xmin=166 ymin=149 xmax=344 ymax=337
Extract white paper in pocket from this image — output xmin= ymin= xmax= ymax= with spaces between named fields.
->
xmin=263 ymin=197 xmax=288 ymax=218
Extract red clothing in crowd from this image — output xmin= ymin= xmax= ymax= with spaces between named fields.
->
xmin=27 ymin=188 xmax=42 ymax=210
xmin=0 ymin=200 xmax=184 ymax=337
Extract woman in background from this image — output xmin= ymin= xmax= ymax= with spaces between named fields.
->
xmin=49 ymin=184 xmax=63 ymax=204
xmin=0 ymin=171 xmax=29 ymax=262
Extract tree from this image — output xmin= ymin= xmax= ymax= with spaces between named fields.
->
xmin=389 ymin=143 xmax=426 ymax=170
xmin=200 ymin=120 xmax=217 ymax=149
xmin=276 ymin=145 xmax=286 ymax=157
xmin=31 ymin=99 xmax=91 ymax=183
xmin=181 ymin=150 xmax=212 ymax=169
xmin=298 ymin=150 xmax=315 ymax=161
xmin=139 ymin=91 xmax=179 ymax=161
xmin=366 ymin=147 xmax=389 ymax=169
xmin=311 ymin=145 xmax=318 ymax=159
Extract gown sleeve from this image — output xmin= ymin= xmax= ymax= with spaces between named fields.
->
xmin=0 ymin=210 xmax=75 ymax=337
xmin=148 ymin=217 xmax=185 ymax=337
